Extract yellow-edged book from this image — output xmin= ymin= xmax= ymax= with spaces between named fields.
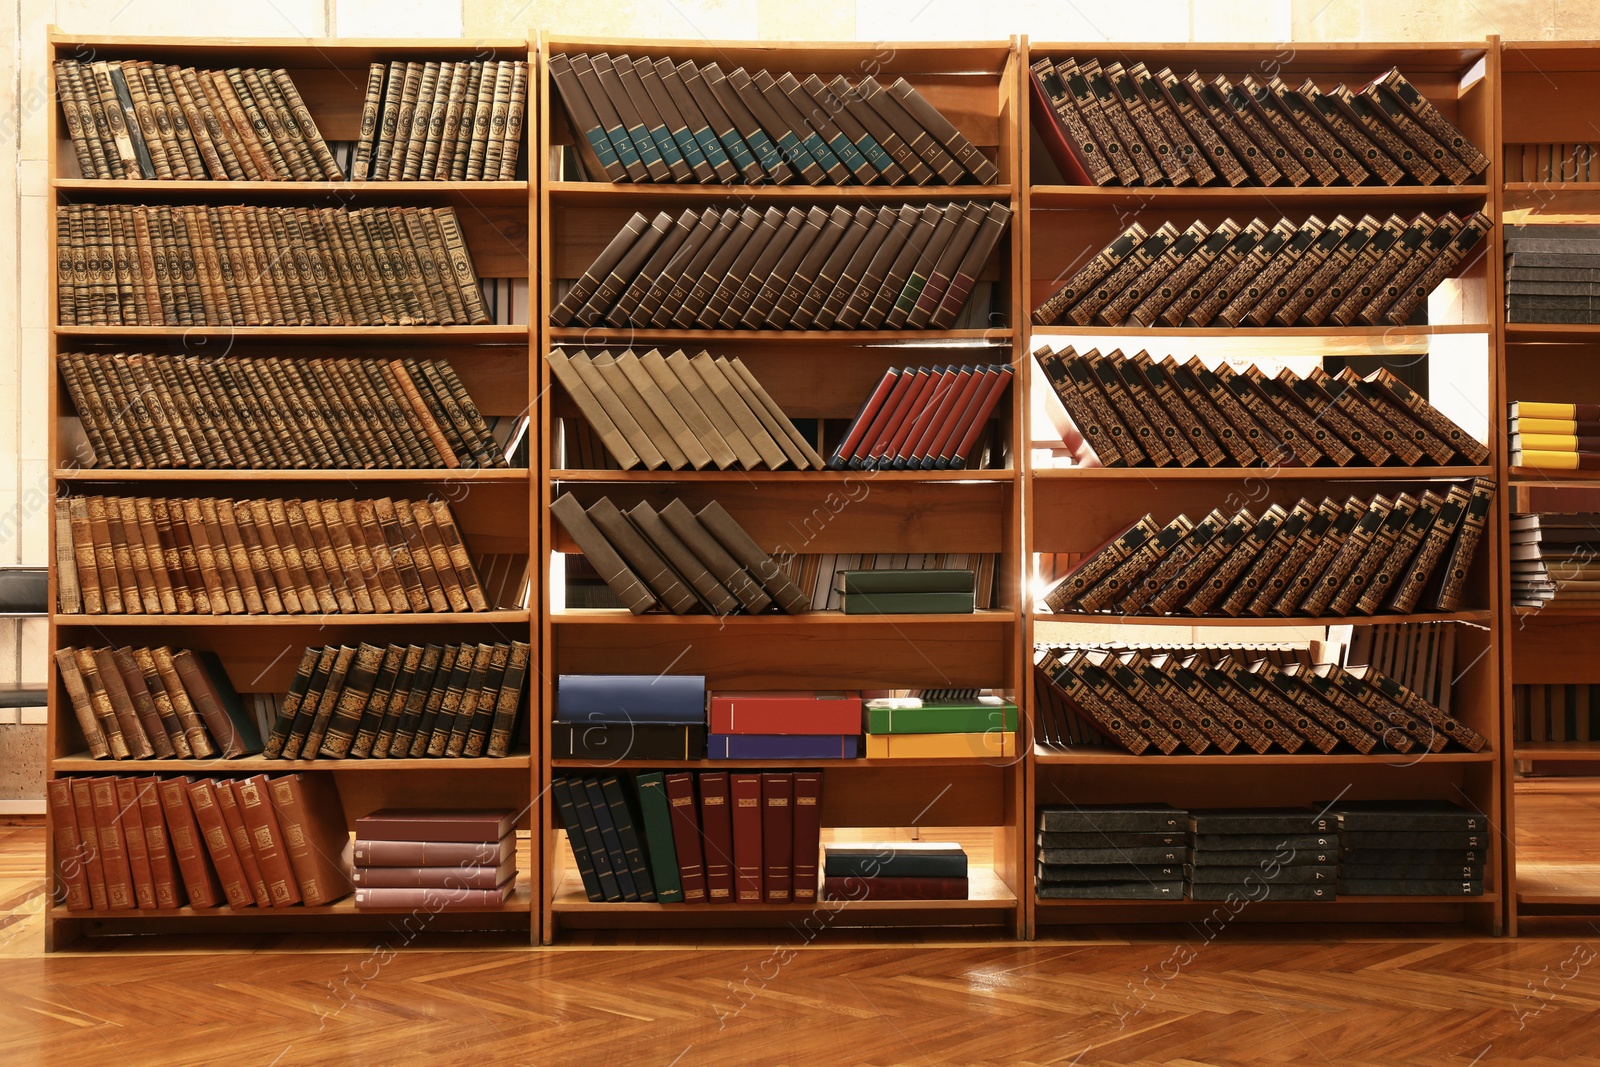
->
xmin=864 ymin=731 xmax=1016 ymax=759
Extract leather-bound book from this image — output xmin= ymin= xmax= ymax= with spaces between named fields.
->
xmin=156 ymin=777 xmax=219 ymax=907
xmin=1298 ymin=79 xmax=1403 ymax=185
xmin=112 ymin=777 xmax=156 ymax=909
xmin=663 ymin=772 xmax=708 ymax=904
xmin=1079 ymin=515 xmax=1192 ymax=613
xmin=69 ymin=778 xmax=110 ymax=910
xmin=1329 ymin=85 xmax=1439 ymax=183
xmin=185 ymin=778 xmax=254 ymax=908
xmin=1357 ymin=490 xmax=1443 ymax=614
xmin=1036 ymin=652 xmax=1151 ymax=755
xmin=133 ymin=776 xmax=182 ymax=908
xmin=1434 ymin=477 xmax=1495 ymax=612
xmin=1059 ymin=651 xmax=1179 ymax=753
xmin=1387 ymin=483 xmax=1471 ymax=613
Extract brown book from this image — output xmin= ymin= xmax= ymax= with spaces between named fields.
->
xmin=1271 ymin=497 xmax=1363 ymax=615
xmin=1241 ymin=75 xmax=1337 ymax=185
xmin=1158 ymin=654 xmax=1276 ymax=754
xmin=1151 ymin=67 xmax=1243 ymax=186
xmin=1330 ymin=84 xmax=1440 ymax=184
xmin=1301 ymin=495 xmax=1393 ymax=617
xmin=153 ymin=777 xmax=218 ymax=907
xmin=315 ymin=641 xmax=385 ymax=759
xmin=1038 ymin=653 xmax=1151 ymax=755
xmin=637 ymin=349 xmax=738 ymax=469
xmin=1182 ymin=358 xmax=1279 ymax=466
xmin=482 ymin=639 xmax=529 ymax=758
xmin=1358 ymin=490 xmax=1444 ymax=614
xmin=240 ymin=68 xmax=300 ymax=178
xmin=1043 ymin=515 xmax=1158 ymax=612
xmin=85 ymin=647 xmax=154 ymax=757
xmin=1107 ymin=653 xmax=1214 ymax=753
xmin=69 ymin=778 xmax=109 ymax=910
xmin=1434 ymin=477 xmax=1494 ymax=612
xmin=561 ymin=349 xmax=663 ymax=470
xmin=1080 ymin=515 xmax=1193 ymax=613
xmin=46 ymin=778 xmax=91 ymax=910
xmin=1215 ymin=655 xmax=1338 ymax=753
xmin=1130 ymin=352 xmax=1223 ymax=466
xmin=725 ymin=357 xmax=824 ymax=469
xmin=132 ymin=776 xmax=182 ymax=908
xmin=696 ymin=499 xmax=808 ymax=613
xmin=1298 ymin=79 xmax=1403 ymax=185
xmin=550 ymin=491 xmax=657 ymax=614
xmin=1380 ymin=210 xmax=1489 ymax=326
xmin=786 ymin=206 xmax=877 ymax=328
xmin=1184 ymin=506 xmax=1284 ymax=616
xmin=112 ymin=777 xmax=157 ymax=909
xmin=1159 ymin=218 xmax=1268 ymax=326
xmin=1144 ymin=509 xmax=1254 ymax=615
xmin=1115 ymin=508 xmax=1227 ymax=614
xmin=1065 ymin=651 xmax=1181 ymax=753
xmin=1244 ymin=499 xmax=1340 ymax=615
xmin=209 ymin=777 xmax=270 ymax=906
xmin=683 ymin=352 xmax=789 ymax=469
xmin=586 ymin=496 xmax=698 ymax=614
xmin=1360 ymin=83 xmax=1470 ymax=185
xmin=1034 ymin=347 xmax=1129 ymax=467
xmin=1270 ymin=77 xmax=1369 ymax=187
xmin=1329 ymin=493 xmax=1419 ymax=616
xmin=1257 ymin=659 xmax=1378 ymax=753
xmin=1219 ymin=501 xmax=1319 ymax=616
xmin=232 ymin=776 xmax=303 ymax=907
xmin=1106 ymin=62 xmax=1188 ymax=185
xmin=171 ymin=647 xmax=255 ymax=758
xmin=1178 ymin=72 xmax=1281 ymax=186
xmin=109 ymin=646 xmax=183 ymax=757
xmin=658 ymin=498 xmax=772 ymax=614
xmin=89 ymin=777 xmax=135 ymax=909
xmin=54 ymin=647 xmax=115 ymax=759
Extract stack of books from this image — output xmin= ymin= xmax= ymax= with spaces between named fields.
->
xmin=707 ymin=691 xmax=862 ymax=760
xmin=348 ymin=59 xmax=526 ymax=181
xmin=1510 ymin=513 xmax=1600 ymax=607
xmin=353 ymin=809 xmax=518 ymax=908
xmin=1033 ymin=211 xmax=1489 ymax=329
xmin=863 ymin=691 xmax=1018 ymax=759
xmin=836 ymin=567 xmax=976 ymax=615
xmin=1035 ymin=805 xmax=1188 ymax=900
xmin=822 ymin=842 xmax=968 ymax=901
xmin=548 ymin=53 xmax=999 ymax=186
xmin=797 ymin=554 xmax=1000 ymax=612
xmin=52 ymin=645 xmax=257 ymax=760
xmin=1505 ymin=224 xmax=1600 ymax=324
xmin=1030 ymin=60 xmax=1487 ymax=189
xmin=1510 ymin=401 xmax=1600 ymax=469
xmin=829 ymin=364 xmax=1014 ymax=470
xmin=552 ymin=674 xmax=707 ymax=760
xmin=1188 ymin=809 xmax=1337 ymax=902
xmin=550 ymin=202 xmax=1011 ymax=331
xmin=1332 ymin=801 xmax=1486 ymax=896
xmin=46 ymin=772 xmax=352 ymax=911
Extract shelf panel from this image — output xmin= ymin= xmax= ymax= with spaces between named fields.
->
xmin=1506 ymin=323 xmax=1600 ymax=343
xmin=551 ymin=468 xmax=1014 ymax=483
xmin=53 ymin=753 xmax=533 ymax=772
xmin=51 ymin=885 xmax=532 ymax=918
xmin=548 ymin=328 xmax=1009 ymax=346
xmin=1031 ymin=184 xmax=1490 ymax=209
xmin=551 ymin=756 xmax=1017 ymax=771
xmin=548 ymin=182 xmax=1014 ymax=206
xmin=1505 ymin=182 xmax=1600 ymax=211
xmin=1510 ymin=466 xmax=1600 ymax=486
xmin=551 ymin=609 xmax=1018 ymax=625
xmin=1515 ymin=743 xmax=1600 ymax=761
xmin=1036 ymin=892 xmax=1498 ymax=907
xmin=55 ymin=468 xmax=530 ymax=483
xmin=552 ymin=867 xmax=1015 ymax=913
xmin=1512 ymin=605 xmax=1600 ymax=619
xmin=1033 ymin=745 xmax=1495 ymax=766
xmin=1032 ymin=465 xmax=1493 ymax=482
xmin=54 ymin=325 xmax=529 ymax=342
xmin=53 ymin=610 xmax=530 ymax=627
xmin=1031 ymin=609 xmax=1490 ymax=627
xmin=52 ymin=178 xmax=529 ymax=204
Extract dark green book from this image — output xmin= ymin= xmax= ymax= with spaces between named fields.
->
xmin=834 ymin=569 xmax=974 ymax=594
xmin=633 ymin=771 xmax=684 ymax=903
xmin=865 ymin=697 xmax=1018 ymax=734
xmin=839 ymin=590 xmax=975 ymax=615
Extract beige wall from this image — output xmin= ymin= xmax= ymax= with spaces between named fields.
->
xmin=0 ymin=0 xmax=1591 ymax=802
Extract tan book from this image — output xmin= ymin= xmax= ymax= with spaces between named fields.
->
xmin=370 ymin=61 xmax=408 ymax=180
xmin=401 ymin=61 xmax=441 ymax=180
xmin=687 ymin=353 xmax=789 ymax=470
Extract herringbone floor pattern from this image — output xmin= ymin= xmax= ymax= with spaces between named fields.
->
xmin=3 ymin=821 xmax=1599 ymax=1067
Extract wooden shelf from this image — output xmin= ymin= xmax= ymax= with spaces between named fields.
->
xmin=1037 ymin=892 xmax=1499 ymax=906
xmin=551 ymin=468 xmax=1014 ymax=483
xmin=53 ymin=753 xmax=533 ymax=772
xmin=1032 ymin=466 xmax=1493 ymax=482
xmin=1031 ymin=184 xmax=1490 ymax=209
xmin=1030 ymin=324 xmax=1486 ymax=343
xmin=548 ymin=181 xmax=1013 ymax=205
xmin=1033 ymin=745 xmax=1495 ymax=765
xmin=548 ymin=327 xmax=1010 ymax=346
xmin=552 ymin=867 xmax=1015 ymax=913
xmin=551 ymin=756 xmax=1017 ymax=771
xmin=53 ymin=610 xmax=530 ymax=626
xmin=1504 ymin=181 xmax=1600 ymax=211
xmin=51 ymin=885 xmax=532 ymax=918
xmin=54 ymin=325 xmax=529 ymax=342
xmin=1515 ymin=743 xmax=1600 ymax=761
xmin=1509 ymin=467 xmax=1600 ymax=486
xmin=1506 ymin=323 xmax=1600 ymax=342
xmin=1032 ymin=609 xmax=1491 ymax=627
xmin=550 ymin=608 xmax=1018 ymax=625
xmin=52 ymin=178 xmax=529 ymax=204
xmin=54 ymin=467 xmax=530 ymax=483
xmin=1512 ymin=605 xmax=1600 ymax=619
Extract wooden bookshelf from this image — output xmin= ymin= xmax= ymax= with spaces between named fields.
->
xmin=43 ymin=30 xmax=538 ymax=949
xmin=537 ymin=35 xmax=1027 ymax=941
xmin=1020 ymin=38 xmax=1503 ymax=938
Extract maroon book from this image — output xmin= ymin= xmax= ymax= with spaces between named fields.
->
xmin=355 ymin=808 xmax=518 ymax=844
xmin=353 ymin=834 xmax=514 ymax=868
xmin=351 ymin=855 xmax=516 ymax=889
xmin=730 ymin=773 xmax=764 ymax=903
xmin=664 ymin=772 xmax=708 ymax=904
xmin=761 ymin=773 xmax=793 ymax=904
xmin=791 ymin=772 xmax=822 ymax=903
xmin=697 ymin=772 xmax=735 ymax=904
xmin=822 ymin=875 xmax=969 ymax=900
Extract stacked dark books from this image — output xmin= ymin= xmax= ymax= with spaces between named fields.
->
xmin=1513 ymin=683 xmax=1600 ymax=743
xmin=548 ymin=202 xmax=1011 ymax=331
xmin=353 ymin=809 xmax=517 ymax=908
xmin=56 ymin=204 xmax=490 ymax=327
xmin=836 ymin=568 xmax=975 ymax=616
xmin=1506 ymin=224 xmax=1600 ymax=323
xmin=1333 ymin=800 xmax=1486 ymax=896
xmin=348 ymin=60 xmax=526 ymax=181
xmin=797 ymin=553 xmax=999 ymax=612
xmin=548 ymin=348 xmax=824 ymax=471
xmin=864 ymin=690 xmax=1018 ymax=760
xmin=260 ymin=641 xmax=529 ymax=761
xmin=1043 ymin=478 xmax=1495 ymax=620
xmin=830 ymin=364 xmax=1013 ymax=470
xmin=553 ymin=674 xmax=708 ymax=761
xmin=1035 ymin=347 xmax=1487 ymax=469
xmin=55 ymin=58 xmax=341 ymax=181
xmin=823 ymin=841 xmax=968 ymax=900
xmin=1511 ymin=513 xmax=1600 ymax=607
xmin=1034 ymin=647 xmax=1487 ymax=757
xmin=1510 ymin=401 xmax=1600 ymax=470
xmin=46 ymin=772 xmax=352 ymax=911
xmin=1035 ymin=805 xmax=1187 ymax=900
xmin=1343 ymin=622 xmax=1457 ymax=711
xmin=52 ymin=645 xmax=258 ymax=760
xmin=1032 ymin=211 xmax=1490 ymax=328
xmin=707 ymin=690 xmax=861 ymax=760
xmin=554 ymin=770 xmax=823 ymax=905
xmin=60 ymin=352 xmax=509 ymax=470
xmin=1030 ymin=60 xmax=1488 ymax=188
xmin=54 ymin=494 xmax=490 ymax=616
xmin=548 ymin=53 xmax=999 ymax=186
xmin=1188 ymin=809 xmax=1337 ymax=902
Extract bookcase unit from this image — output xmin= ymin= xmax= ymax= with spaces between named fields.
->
xmin=43 ymin=31 xmax=539 ymax=947
xmin=1020 ymin=39 xmax=1505 ymax=936
xmin=536 ymin=36 xmax=1029 ymax=940
xmin=1497 ymin=41 xmax=1600 ymax=934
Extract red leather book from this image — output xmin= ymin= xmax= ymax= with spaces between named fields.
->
xmin=232 ymin=776 xmax=302 ymax=907
xmin=351 ymin=856 xmax=516 ymax=889
xmin=707 ymin=691 xmax=862 ymax=735
xmin=946 ymin=364 xmax=1015 ymax=470
xmin=185 ymin=778 xmax=255 ymax=909
xmin=791 ymin=771 xmax=822 ymax=903
xmin=879 ymin=367 xmax=957 ymax=466
xmin=267 ymin=773 xmax=354 ymax=906
xmin=858 ymin=367 xmax=932 ymax=468
xmin=1027 ymin=60 xmax=1101 ymax=186
xmin=354 ymin=808 xmax=518 ymax=844
xmin=354 ymin=877 xmax=515 ymax=909
xmin=69 ymin=778 xmax=109 ymax=910
xmin=829 ymin=369 xmax=898 ymax=468
xmin=840 ymin=370 xmax=917 ymax=468
xmin=157 ymin=777 xmax=221 ymax=908
xmin=664 ymin=771 xmax=708 ymax=904
xmin=213 ymin=778 xmax=271 ymax=907
xmin=114 ymin=777 xmax=157 ymax=909
xmin=697 ymin=771 xmax=735 ymax=904
xmin=89 ymin=776 xmax=135 ymax=910
xmin=823 ymin=875 xmax=969 ymax=900
xmin=761 ymin=773 xmax=793 ymax=904
xmin=135 ymin=775 xmax=183 ymax=908
xmin=907 ymin=365 xmax=984 ymax=467
xmin=45 ymin=779 xmax=92 ymax=911
xmin=868 ymin=367 xmax=943 ymax=467
xmin=730 ymin=773 xmax=764 ymax=903
xmin=353 ymin=835 xmax=514 ymax=868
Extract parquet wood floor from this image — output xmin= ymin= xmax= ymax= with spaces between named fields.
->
xmin=4 ymin=818 xmax=1600 ymax=1066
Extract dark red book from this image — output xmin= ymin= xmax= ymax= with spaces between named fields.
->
xmin=45 ymin=779 xmax=92 ymax=911
xmin=887 ymin=366 xmax=963 ymax=466
xmin=730 ymin=772 xmax=764 ymax=903
xmin=135 ymin=775 xmax=183 ymax=908
xmin=946 ymin=364 xmax=1015 ymax=469
xmin=761 ymin=772 xmax=794 ymax=904
xmin=871 ymin=366 xmax=945 ymax=467
xmin=828 ymin=368 xmax=899 ymax=469
xmin=822 ymin=875 xmax=969 ymax=900
xmin=707 ymin=691 xmax=862 ymax=735
xmin=70 ymin=778 xmax=109 ymax=910
xmin=157 ymin=776 xmax=221 ymax=908
xmin=855 ymin=367 xmax=931 ymax=470
xmin=212 ymin=778 xmax=271 ymax=907
xmin=697 ymin=771 xmax=735 ymax=904
xmin=791 ymin=771 xmax=822 ymax=903
xmin=113 ymin=777 xmax=157 ymax=910
xmin=355 ymin=808 xmax=518 ymax=843
xmin=184 ymin=778 xmax=254 ymax=909
xmin=89 ymin=776 xmax=135 ymax=910
xmin=905 ymin=365 xmax=984 ymax=468
xmin=351 ymin=856 xmax=517 ymax=889
xmin=664 ymin=772 xmax=708 ymax=904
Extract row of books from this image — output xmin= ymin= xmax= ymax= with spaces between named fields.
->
xmin=1037 ymin=348 xmax=1485 ymax=469
xmin=830 ymin=364 xmax=1013 ymax=471
xmin=1034 ymin=647 xmax=1486 ymax=756
xmin=349 ymin=60 xmax=526 ymax=182
xmin=353 ymin=810 xmax=519 ymax=908
xmin=550 ymin=202 xmax=1011 ymax=331
xmin=261 ymin=641 xmax=530 ymax=761
xmin=47 ymin=773 xmax=351 ymax=911
xmin=1344 ymin=621 xmax=1458 ymax=713
xmin=1513 ymin=683 xmax=1600 ymax=744
xmin=1505 ymin=224 xmax=1600 ymax=324
xmin=54 ymin=645 xmax=256 ymax=761
xmin=1034 ymin=211 xmax=1490 ymax=329
xmin=1511 ymin=512 xmax=1600 ymax=607
xmin=1506 ymin=142 xmax=1598 ymax=184
xmin=1045 ymin=479 xmax=1494 ymax=619
xmin=1036 ymin=802 xmax=1485 ymax=900
xmin=551 ymin=491 xmax=805 ymax=616
xmin=801 ymin=560 xmax=994 ymax=614
xmin=553 ymin=771 xmax=822 ymax=905
xmin=53 ymin=494 xmax=489 ymax=616
xmin=60 ymin=352 xmax=507 ymax=471
xmin=549 ymin=53 xmax=998 ymax=186
xmin=56 ymin=59 xmax=341 ymax=182
xmin=1510 ymin=400 xmax=1600 ymax=469
xmin=56 ymin=203 xmax=490 ymax=327
xmin=548 ymin=348 xmax=821 ymax=472
xmin=1031 ymin=60 xmax=1486 ymax=188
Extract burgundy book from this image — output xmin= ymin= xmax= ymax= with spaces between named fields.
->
xmin=157 ymin=776 xmax=221 ymax=908
xmin=762 ymin=772 xmax=794 ymax=904
xmin=113 ymin=777 xmax=158 ymax=909
xmin=946 ymin=364 xmax=1014 ymax=469
xmin=134 ymin=775 xmax=182 ymax=908
xmin=353 ymin=834 xmax=514 ymax=868
xmin=354 ymin=876 xmax=515 ymax=908
xmin=45 ymin=779 xmax=92 ymax=911
xmin=822 ymin=875 xmax=969 ymax=900
xmin=663 ymin=772 xmax=708 ymax=904
xmin=351 ymin=855 xmax=516 ymax=889
xmin=829 ymin=368 xmax=899 ymax=469
xmin=707 ymin=691 xmax=863 ymax=735
xmin=185 ymin=778 xmax=255 ymax=909
xmin=89 ymin=776 xmax=135 ymax=910
xmin=730 ymin=772 xmax=764 ymax=903
xmin=355 ymin=808 xmax=518 ymax=843
xmin=791 ymin=771 xmax=822 ymax=903
xmin=232 ymin=776 xmax=301 ymax=907
xmin=698 ymin=771 xmax=735 ymax=904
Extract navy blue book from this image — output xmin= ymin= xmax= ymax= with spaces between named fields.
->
xmin=706 ymin=734 xmax=859 ymax=759
xmin=824 ymin=842 xmax=967 ymax=879
xmin=567 ymin=776 xmax=622 ymax=902
xmin=557 ymin=674 xmax=706 ymax=724
xmin=585 ymin=777 xmax=641 ymax=901
xmin=550 ymin=777 xmax=604 ymax=902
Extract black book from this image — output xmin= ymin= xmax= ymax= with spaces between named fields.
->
xmin=1038 ymin=846 xmax=1190 ymax=865
xmin=1339 ymin=829 xmax=1487 ymax=850
xmin=1190 ymin=846 xmax=1338 ymax=867
xmin=1340 ymin=861 xmax=1484 ymax=881
xmin=550 ymin=776 xmax=606 ymax=902
xmin=551 ymin=721 xmax=708 ymax=761
xmin=1036 ymin=830 xmax=1188 ymax=848
xmin=1188 ymin=865 xmax=1336 ymax=885
xmin=1190 ymin=883 xmax=1334 ymax=901
xmin=1035 ymin=862 xmax=1185 ymax=883
xmin=1038 ymin=881 xmax=1183 ymax=899
xmin=1337 ymin=879 xmax=1481 ymax=896
xmin=1192 ymin=832 xmax=1337 ymax=851
xmin=1341 ymin=847 xmax=1484 ymax=866
xmin=1190 ymin=808 xmax=1331 ymax=835
xmin=566 ymin=775 xmax=624 ymax=902
xmin=1036 ymin=804 xmax=1186 ymax=834
xmin=1332 ymin=799 xmax=1485 ymax=832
